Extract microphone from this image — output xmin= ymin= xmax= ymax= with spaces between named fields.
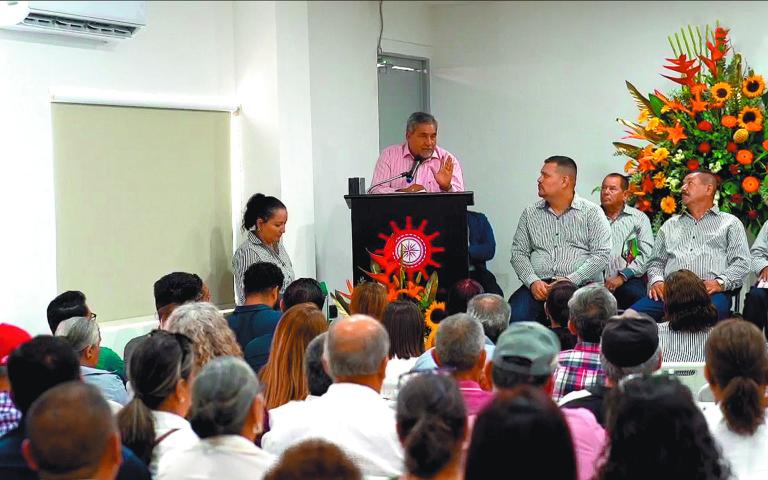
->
xmin=405 ymin=155 xmax=424 ymax=183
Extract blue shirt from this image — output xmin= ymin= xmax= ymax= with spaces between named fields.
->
xmin=81 ymin=365 xmax=129 ymax=405
xmin=413 ymin=339 xmax=495 ymax=370
xmin=228 ymin=304 xmax=282 ymax=373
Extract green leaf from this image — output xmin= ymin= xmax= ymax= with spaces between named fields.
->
xmin=648 ymin=94 xmax=664 ymax=118
xmin=625 ymin=81 xmax=654 ymax=113
xmin=423 ymin=272 xmax=439 ymax=306
xmin=722 ymin=180 xmax=739 ymax=195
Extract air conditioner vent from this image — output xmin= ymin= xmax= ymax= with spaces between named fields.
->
xmin=22 ymin=12 xmax=137 ymax=39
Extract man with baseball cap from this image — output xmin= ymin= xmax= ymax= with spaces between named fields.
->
xmin=0 ymin=324 xmax=32 ymax=437
xmin=485 ymin=322 xmax=605 ymax=480
xmin=560 ymin=311 xmax=661 ymax=426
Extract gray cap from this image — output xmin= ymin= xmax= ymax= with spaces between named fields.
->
xmin=492 ymin=322 xmax=561 ymax=375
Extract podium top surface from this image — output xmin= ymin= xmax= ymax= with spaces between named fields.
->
xmin=344 ymin=191 xmax=474 ymax=209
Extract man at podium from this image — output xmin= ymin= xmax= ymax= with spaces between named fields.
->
xmin=369 ymin=112 xmax=464 ymax=194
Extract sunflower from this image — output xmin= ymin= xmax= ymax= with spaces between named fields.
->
xmin=710 ymin=82 xmax=733 ymax=102
xmin=739 ymin=106 xmax=764 ymax=132
xmin=424 ymin=301 xmax=446 ymax=349
xmin=660 ymin=196 xmax=677 ymax=214
xmin=742 ymin=75 xmax=766 ymax=98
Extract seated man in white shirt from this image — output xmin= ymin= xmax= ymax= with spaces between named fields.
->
xmin=262 ymin=315 xmax=403 ymax=477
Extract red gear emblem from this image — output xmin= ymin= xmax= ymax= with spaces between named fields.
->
xmin=370 ymin=216 xmax=444 ymax=280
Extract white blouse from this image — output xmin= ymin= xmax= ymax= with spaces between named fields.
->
xmin=700 ymin=403 xmax=768 ymax=480
xmin=157 ymin=435 xmax=274 ymax=480
xmin=150 ymin=411 xmax=199 ymax=478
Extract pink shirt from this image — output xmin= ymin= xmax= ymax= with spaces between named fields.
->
xmin=370 ymin=143 xmax=464 ymax=193
xmin=562 ymin=407 xmax=606 ymax=480
xmin=457 ymin=380 xmax=494 ymax=416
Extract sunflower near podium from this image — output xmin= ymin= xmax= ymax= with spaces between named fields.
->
xmin=615 ymin=24 xmax=768 ymax=234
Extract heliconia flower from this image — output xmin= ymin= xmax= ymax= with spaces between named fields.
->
xmin=697 ymin=120 xmax=713 ymax=131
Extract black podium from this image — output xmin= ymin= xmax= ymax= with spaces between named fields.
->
xmin=344 ymin=192 xmax=474 ymax=289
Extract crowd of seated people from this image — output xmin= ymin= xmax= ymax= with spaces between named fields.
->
xmin=4 ymin=254 xmax=768 ymax=480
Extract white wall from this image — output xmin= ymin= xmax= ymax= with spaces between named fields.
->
xmin=429 ymin=1 xmax=768 ymax=295
xmin=0 ymin=1 xmax=236 ymax=334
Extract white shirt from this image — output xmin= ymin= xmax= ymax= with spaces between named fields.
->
xmin=700 ymin=403 xmax=768 ymax=480
xmin=262 ymin=382 xmax=404 ymax=477
xmin=381 ymin=356 xmax=418 ymax=400
xmin=157 ymin=434 xmax=274 ymax=480
xmin=151 ymin=411 xmax=199 ymax=478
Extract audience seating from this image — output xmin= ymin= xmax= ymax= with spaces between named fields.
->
xmin=658 ymin=362 xmax=707 ymax=398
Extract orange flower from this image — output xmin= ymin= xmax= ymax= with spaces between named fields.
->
xmin=660 ymin=196 xmax=677 ymax=214
xmin=638 ymin=157 xmax=656 ymax=173
xmin=742 ymin=75 xmax=766 ymax=99
xmin=653 ymin=172 xmax=666 ymax=188
xmin=641 ymin=175 xmax=654 ymax=193
xmin=743 ymin=176 xmax=760 ymax=194
xmin=687 ymin=159 xmax=700 ymax=170
xmin=664 ymin=121 xmax=688 ymax=145
xmin=737 ymin=149 xmax=754 ymax=165
xmin=763 ymin=140 xmax=768 ymax=151
xmin=734 ymin=128 xmax=749 ymax=144
xmin=721 ymin=115 xmax=738 ymax=128
xmin=710 ymin=82 xmax=733 ymax=102
xmin=738 ymin=106 xmax=763 ymax=132
xmin=636 ymin=198 xmax=652 ymax=212
xmin=624 ymin=159 xmax=637 ymax=174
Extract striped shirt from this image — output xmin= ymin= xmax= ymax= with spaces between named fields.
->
xmin=232 ymin=231 xmax=294 ymax=305
xmin=370 ymin=143 xmax=464 ymax=193
xmin=604 ymin=205 xmax=654 ymax=279
xmin=657 ymin=322 xmax=710 ymax=363
xmin=552 ymin=342 xmax=605 ymax=402
xmin=750 ymin=220 xmax=768 ymax=275
xmin=0 ymin=391 xmax=20 ymax=437
xmin=511 ymin=194 xmax=612 ymax=287
xmin=646 ymin=206 xmax=750 ymax=291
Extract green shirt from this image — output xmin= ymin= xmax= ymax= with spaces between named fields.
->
xmin=96 ymin=346 xmax=125 ymax=382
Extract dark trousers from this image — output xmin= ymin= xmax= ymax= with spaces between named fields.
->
xmin=742 ymin=286 xmax=768 ymax=337
xmin=630 ymin=292 xmax=732 ymax=322
xmin=613 ymin=277 xmax=647 ymax=311
xmin=508 ymin=285 xmax=548 ymax=325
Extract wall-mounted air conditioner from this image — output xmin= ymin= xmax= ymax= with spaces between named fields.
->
xmin=2 ymin=1 xmax=146 ymax=41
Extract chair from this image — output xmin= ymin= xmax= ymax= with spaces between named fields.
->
xmin=725 ymin=286 xmax=743 ymax=315
xmin=658 ymin=361 xmax=709 ymax=399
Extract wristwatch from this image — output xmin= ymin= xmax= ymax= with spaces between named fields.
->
xmin=715 ymin=278 xmax=725 ymax=289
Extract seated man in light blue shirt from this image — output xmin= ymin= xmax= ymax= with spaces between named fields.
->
xmin=55 ymin=316 xmax=129 ymax=405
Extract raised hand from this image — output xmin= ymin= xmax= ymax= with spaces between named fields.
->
xmin=433 ymin=155 xmax=454 ymax=191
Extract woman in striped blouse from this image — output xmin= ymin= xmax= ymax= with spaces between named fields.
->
xmin=233 ymin=193 xmax=295 ymax=305
xmin=657 ymin=269 xmax=718 ymax=362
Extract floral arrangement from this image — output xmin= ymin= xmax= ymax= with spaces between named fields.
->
xmin=615 ymin=24 xmax=768 ymax=234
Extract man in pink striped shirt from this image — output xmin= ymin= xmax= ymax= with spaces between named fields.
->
xmin=370 ymin=112 xmax=464 ymax=193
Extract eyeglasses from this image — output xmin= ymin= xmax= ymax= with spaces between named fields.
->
xmin=89 ymin=312 xmax=98 ymax=320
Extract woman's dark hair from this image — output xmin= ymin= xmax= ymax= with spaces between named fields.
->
xmin=599 ymin=375 xmax=729 ymax=480
xmin=446 ymin=278 xmax=484 ymax=315
xmin=242 ymin=193 xmax=286 ymax=231
xmin=664 ymin=269 xmax=718 ymax=332
xmin=545 ymin=280 xmax=577 ymax=327
xmin=264 ymin=439 xmax=362 ymax=480
xmin=382 ymin=301 xmax=425 ymax=360
xmin=706 ymin=319 xmax=768 ymax=435
xmin=396 ymin=374 xmax=466 ymax=478
xmin=465 ymin=386 xmax=575 ymax=480
xmin=117 ymin=330 xmax=195 ymax=465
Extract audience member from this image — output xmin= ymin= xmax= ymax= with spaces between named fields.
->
xmin=701 ymin=319 xmax=768 ymax=479
xmin=158 ymin=357 xmax=274 ymax=480
xmin=233 ymin=193 xmax=294 ymax=304
xmin=467 ymin=210 xmax=504 ymax=296
xmin=446 ymin=279 xmax=484 ymax=315
xmin=164 ymin=302 xmax=242 ymax=369
xmin=263 ymin=315 xmax=403 ymax=477
xmin=281 ymin=278 xmax=325 ymax=311
xmin=264 ymin=439 xmax=362 ymax=480
xmin=544 ymin=280 xmax=578 ymax=350
xmin=560 ymin=312 xmax=661 ymax=425
xmin=0 ymin=324 xmax=31 ymax=437
xmin=552 ymin=284 xmax=615 ymax=401
xmin=0 ymin=336 xmax=150 ymax=480
xmin=657 ymin=269 xmax=718 ymax=362
xmin=396 ymin=374 xmax=466 ymax=480
xmin=466 ymin=293 xmax=510 ymax=344
xmin=630 ymin=171 xmax=749 ymax=321
xmin=22 ymin=382 xmax=121 ymax=480
xmin=433 ymin=314 xmax=493 ymax=416
xmin=228 ymin=262 xmax=283 ymax=372
xmin=465 ymin=387 xmax=576 ymax=480
xmin=55 ymin=317 xmax=128 ymax=405
xmin=598 ymin=375 xmax=729 ymax=480
xmin=47 ymin=291 xmax=124 ymax=380
xmin=123 ymin=272 xmax=208 ymax=362
xmin=260 ymin=303 xmax=328 ymax=410
xmin=117 ymin=331 xmax=197 ymax=476
xmin=486 ymin=322 xmax=604 ymax=480
xmin=381 ymin=301 xmax=425 ymax=399
xmin=349 ymin=282 xmax=388 ymax=321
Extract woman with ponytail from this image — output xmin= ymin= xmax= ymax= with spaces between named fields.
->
xmin=703 ymin=318 xmax=768 ymax=478
xmin=395 ymin=374 xmax=466 ymax=480
xmin=117 ymin=330 xmax=198 ymax=476
xmin=233 ymin=193 xmax=294 ymax=304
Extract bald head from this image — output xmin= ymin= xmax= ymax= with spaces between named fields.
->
xmin=23 ymin=382 xmax=120 ymax=480
xmin=325 ymin=314 xmax=390 ymax=378
xmin=682 ymin=171 xmax=717 ymax=208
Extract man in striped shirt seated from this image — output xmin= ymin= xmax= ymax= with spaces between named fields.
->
xmin=509 ymin=156 xmax=612 ymax=324
xmin=628 ymin=171 xmax=750 ymax=321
